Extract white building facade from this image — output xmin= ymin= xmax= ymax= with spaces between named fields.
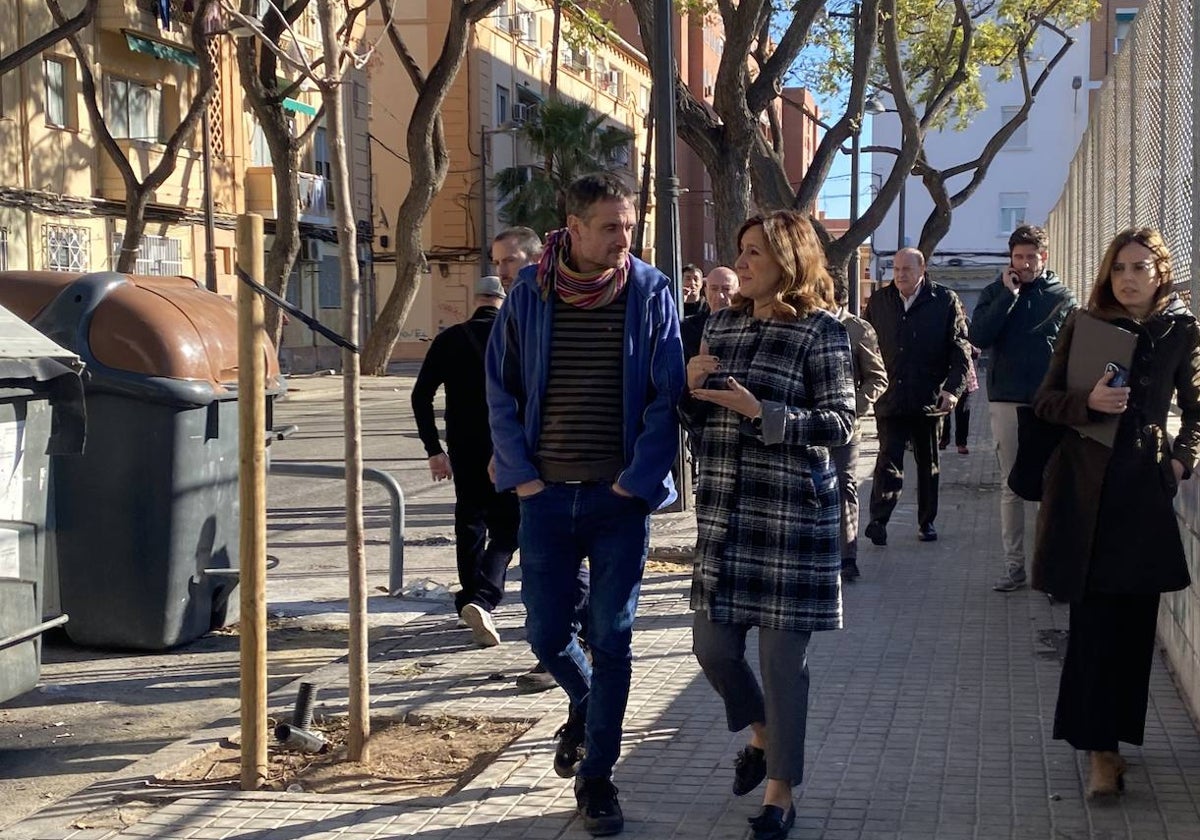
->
xmin=868 ymin=23 xmax=1093 ymax=316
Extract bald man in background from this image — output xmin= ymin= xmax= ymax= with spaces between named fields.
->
xmin=680 ymin=266 xmax=739 ymax=361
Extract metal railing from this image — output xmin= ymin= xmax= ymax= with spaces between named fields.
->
xmin=1044 ymin=0 xmax=1199 ymax=309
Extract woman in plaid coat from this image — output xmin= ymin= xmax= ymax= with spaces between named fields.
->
xmin=682 ymin=211 xmax=856 ymax=840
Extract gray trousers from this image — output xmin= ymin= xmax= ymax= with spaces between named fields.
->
xmin=692 ymin=610 xmax=812 ymax=785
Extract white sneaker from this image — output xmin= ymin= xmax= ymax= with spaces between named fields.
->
xmin=460 ymin=603 xmax=501 ymax=647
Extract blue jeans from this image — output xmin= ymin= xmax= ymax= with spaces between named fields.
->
xmin=519 ymin=482 xmax=650 ymax=779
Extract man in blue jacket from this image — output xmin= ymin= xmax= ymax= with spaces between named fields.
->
xmin=486 ymin=172 xmax=684 ymax=836
xmin=970 ymin=224 xmax=1075 ymax=592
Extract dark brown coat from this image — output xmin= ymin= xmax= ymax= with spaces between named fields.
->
xmin=1032 ymin=300 xmax=1200 ymax=601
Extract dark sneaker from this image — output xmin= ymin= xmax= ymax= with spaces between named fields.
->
xmin=864 ymin=521 xmax=887 ymax=546
xmin=515 ymin=663 xmax=557 ymax=694
xmin=840 ymin=560 xmax=861 ymax=582
xmin=575 ymin=776 xmax=624 ymax=836
xmin=917 ymin=524 xmax=938 ymax=542
xmin=993 ymin=569 xmax=1028 ymax=592
xmin=553 ymin=706 xmax=586 ymax=778
xmin=732 ymin=744 xmax=767 ymax=796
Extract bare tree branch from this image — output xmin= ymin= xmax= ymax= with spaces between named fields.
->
xmin=0 ymin=0 xmax=97 ymax=77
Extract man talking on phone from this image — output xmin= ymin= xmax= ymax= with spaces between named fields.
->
xmin=969 ymin=224 xmax=1075 ymax=592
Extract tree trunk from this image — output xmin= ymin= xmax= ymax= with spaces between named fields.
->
xmin=317 ymin=0 xmax=369 ymax=763
xmin=361 ymin=0 xmax=503 ymax=372
xmin=709 ymin=143 xmax=752 ymax=266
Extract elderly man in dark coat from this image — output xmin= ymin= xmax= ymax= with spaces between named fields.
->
xmin=863 ymin=247 xmax=971 ymax=545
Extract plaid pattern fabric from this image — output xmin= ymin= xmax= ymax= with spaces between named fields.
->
xmin=682 ymin=307 xmax=856 ymax=632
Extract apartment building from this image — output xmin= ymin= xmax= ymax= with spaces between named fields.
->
xmin=0 ymin=0 xmax=371 ymax=373
xmin=369 ymin=0 xmax=652 ymax=360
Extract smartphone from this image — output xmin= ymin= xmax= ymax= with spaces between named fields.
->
xmin=1105 ymin=362 xmax=1130 ymax=388
xmin=1004 ymin=263 xmax=1021 ymax=290
xmin=704 ymin=373 xmax=731 ymax=390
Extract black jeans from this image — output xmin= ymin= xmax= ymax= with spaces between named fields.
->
xmin=450 ymin=451 xmax=520 ymax=614
xmin=869 ymin=414 xmax=941 ymax=529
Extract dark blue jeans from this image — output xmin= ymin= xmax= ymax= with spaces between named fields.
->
xmin=519 ymin=482 xmax=650 ymax=779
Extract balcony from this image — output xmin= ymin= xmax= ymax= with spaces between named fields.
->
xmin=244 ymin=168 xmax=332 ymax=223
xmin=99 ymin=0 xmax=194 ymax=46
xmin=97 ymin=139 xmax=204 ymax=208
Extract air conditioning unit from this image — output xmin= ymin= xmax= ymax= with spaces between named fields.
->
xmin=512 ymin=102 xmax=536 ymax=124
xmin=506 ymin=15 xmax=524 ymax=35
xmin=300 ymin=238 xmax=322 ymax=262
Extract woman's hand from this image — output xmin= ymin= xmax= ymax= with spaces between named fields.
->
xmin=1087 ymin=369 xmax=1131 ymax=414
xmin=687 ymin=353 xmax=721 ymax=392
xmin=691 ymin=375 xmax=762 ymax=419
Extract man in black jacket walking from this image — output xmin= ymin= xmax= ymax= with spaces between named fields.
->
xmin=863 ymin=248 xmax=971 ymax=545
xmin=970 ymin=225 xmax=1075 ymax=592
xmin=412 ymin=276 xmax=518 ymax=647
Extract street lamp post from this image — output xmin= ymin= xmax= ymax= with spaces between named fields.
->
xmin=201 ymin=106 xmax=218 ymax=292
xmin=479 ymin=123 xmax=518 ymax=274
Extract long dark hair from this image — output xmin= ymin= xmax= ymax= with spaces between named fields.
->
xmin=1087 ymin=227 xmax=1174 ymax=320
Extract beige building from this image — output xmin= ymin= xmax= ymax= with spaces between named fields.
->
xmin=0 ymin=0 xmax=372 ymax=373
xmin=368 ymin=0 xmax=653 ymax=360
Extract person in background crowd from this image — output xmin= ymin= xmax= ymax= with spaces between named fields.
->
xmin=487 ymin=172 xmax=684 ymax=836
xmin=681 ymin=266 xmax=740 ymax=362
xmin=1032 ymin=227 xmax=1197 ymax=800
xmin=682 ymin=263 xmax=705 ymax=317
xmin=829 ymin=277 xmax=888 ymax=582
xmin=939 ymin=336 xmax=979 ymax=454
xmin=492 ymin=227 xmax=543 ymax=291
xmin=412 ymin=276 xmax=517 ymax=648
xmin=863 ymin=248 xmax=970 ymax=545
xmin=970 ymin=224 xmax=1075 ymax=592
xmin=683 ymin=210 xmax=855 ymax=840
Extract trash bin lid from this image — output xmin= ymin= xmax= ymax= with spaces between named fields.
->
xmin=0 ymin=272 xmax=281 ymax=400
xmin=0 ymin=303 xmax=86 ymax=455
xmin=0 ymin=303 xmax=80 ymax=367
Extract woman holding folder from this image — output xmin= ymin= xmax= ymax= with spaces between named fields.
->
xmin=1032 ymin=227 xmax=1200 ymax=799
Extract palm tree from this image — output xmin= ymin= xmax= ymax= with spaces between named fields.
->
xmin=492 ymin=98 xmax=634 ymax=233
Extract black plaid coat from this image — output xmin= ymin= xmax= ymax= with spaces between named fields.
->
xmin=681 ymin=307 xmax=856 ymax=632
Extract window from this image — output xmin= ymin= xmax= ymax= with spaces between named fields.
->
xmin=104 ymin=75 xmax=162 ymax=141
xmin=110 ymin=233 xmax=183 ymax=275
xmin=318 ymin=255 xmax=340 ymax=308
xmin=250 ymin=120 xmax=271 ymax=166
xmin=0 ymin=228 xmax=8 ymax=271
xmin=496 ymin=85 xmax=509 ymax=128
xmin=285 ymin=264 xmax=302 ymax=307
xmin=999 ymin=193 xmax=1028 ymax=234
xmin=1000 ymin=106 xmax=1028 ymax=149
xmin=311 ymin=126 xmax=334 ymax=208
xmin=703 ymin=242 xmax=716 ymax=262
xmin=45 ymin=58 xmax=67 ymax=127
xmin=44 ymin=224 xmax=90 ymax=271
xmin=515 ymin=6 xmax=536 ymax=41
xmin=1113 ymin=9 xmax=1137 ymax=55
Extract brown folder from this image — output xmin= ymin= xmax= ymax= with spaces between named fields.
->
xmin=1066 ymin=312 xmax=1137 ymax=447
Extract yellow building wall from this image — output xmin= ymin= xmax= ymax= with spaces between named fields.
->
xmin=367 ymin=1 xmax=654 ymax=362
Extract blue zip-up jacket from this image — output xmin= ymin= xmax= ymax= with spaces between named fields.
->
xmin=485 ymin=255 xmax=685 ymax=510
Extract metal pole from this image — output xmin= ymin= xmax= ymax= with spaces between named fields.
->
xmin=202 ymin=107 xmax=218 ymax=292
xmin=652 ymin=0 xmax=681 ymax=292
xmin=849 ymin=127 xmax=861 ymax=315
xmin=897 ymin=178 xmax=906 ymax=253
xmin=480 ymin=124 xmax=489 ymax=274
xmin=652 ymin=0 xmax=688 ymax=511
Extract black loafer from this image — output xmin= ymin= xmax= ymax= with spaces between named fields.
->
xmin=918 ymin=524 xmax=938 ymax=542
xmin=748 ymin=804 xmax=795 ymax=840
xmin=732 ymin=744 xmax=766 ymax=796
xmin=841 ymin=560 xmax=861 ymax=582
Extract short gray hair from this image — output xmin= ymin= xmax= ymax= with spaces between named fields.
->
xmin=494 ymin=226 xmax=543 ymax=260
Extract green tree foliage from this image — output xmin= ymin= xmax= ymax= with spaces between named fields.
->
xmin=492 ymin=98 xmax=634 ymax=232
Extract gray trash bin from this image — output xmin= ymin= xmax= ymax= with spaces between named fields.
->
xmin=0 ymin=304 xmax=84 ymax=703
xmin=0 ymin=271 xmax=281 ymax=650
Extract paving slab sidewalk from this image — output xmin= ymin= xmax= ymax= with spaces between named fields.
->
xmin=13 ymin=401 xmax=1200 ymax=840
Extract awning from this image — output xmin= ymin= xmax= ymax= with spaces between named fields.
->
xmin=123 ymin=31 xmax=200 ymax=68
xmin=282 ymin=97 xmax=319 ymax=117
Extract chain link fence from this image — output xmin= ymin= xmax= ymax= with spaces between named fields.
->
xmin=1044 ymin=0 xmax=1198 ymax=309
